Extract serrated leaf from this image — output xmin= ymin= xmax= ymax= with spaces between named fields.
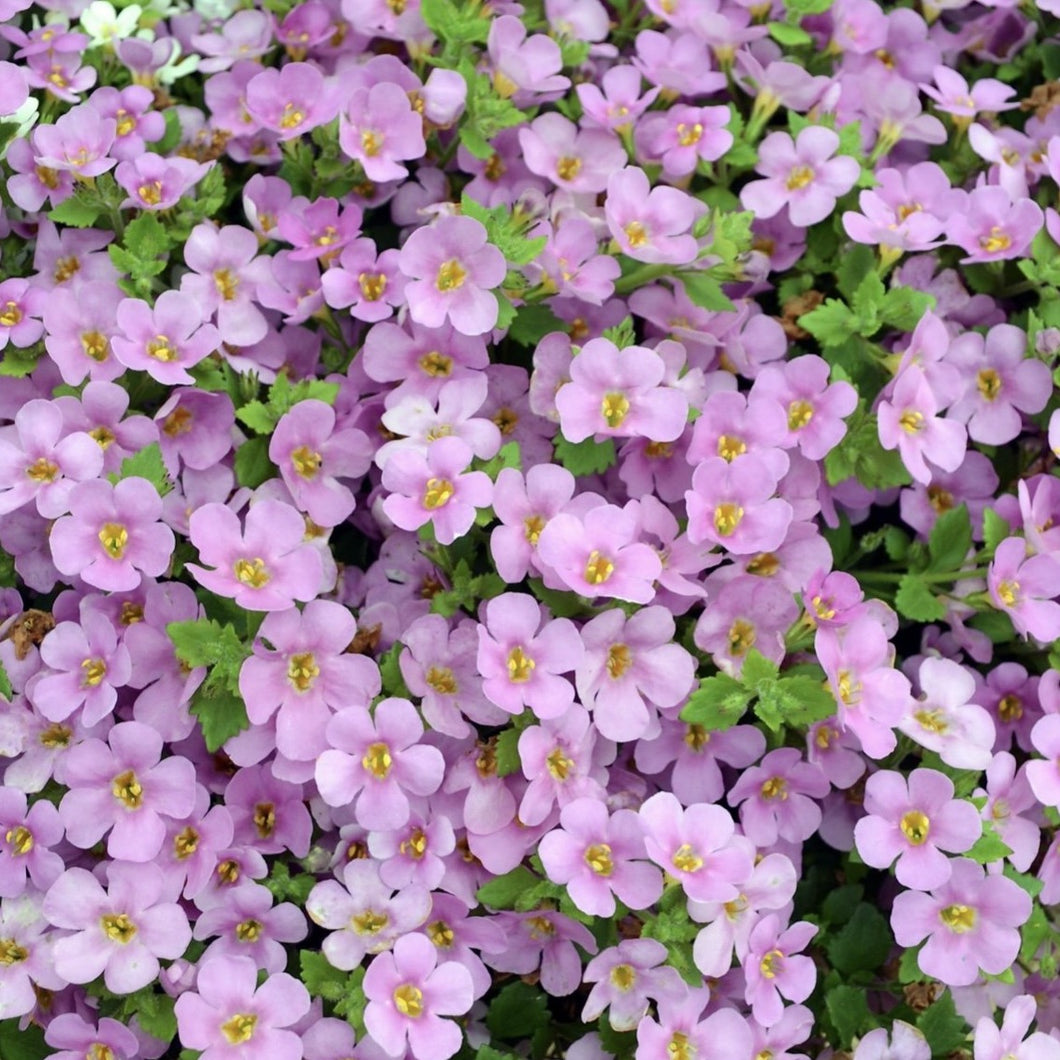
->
xmin=676 ymin=270 xmax=735 ymax=312
xmin=235 ymin=401 xmax=276 ymax=434
xmin=301 ymin=950 xmax=349 ymax=1001
xmin=1019 ymin=903 xmax=1053 ymax=963
xmin=553 ymin=434 xmax=616 ymax=476
xmin=486 ymin=982 xmax=550 ymax=1039
xmin=49 ymin=194 xmax=105 ymax=227
xmin=826 ymin=984 xmax=875 ymax=1047
xmin=881 ymin=286 xmax=935 ymax=331
xmin=928 ymin=503 xmax=972 ymax=573
xmin=826 ymin=903 xmax=892 ymax=974
xmin=167 ymin=618 xmax=236 ymax=669
xmin=898 ymin=942 xmax=925 ymax=982
xmin=0 ymin=345 xmax=43 ymax=378
xmin=495 ymin=727 xmax=522 ymax=777
xmin=773 ymin=675 xmax=839 ymax=727
xmin=124 ymin=212 xmax=171 ymax=261
xmin=107 ymin=442 xmax=172 ymax=496
xmin=603 ymin=316 xmax=637 ymax=350
xmin=509 ymin=306 xmax=564 ymax=346
xmin=476 ymin=865 xmax=539 ymax=909
xmin=895 ymin=576 xmax=947 ymax=622
xmin=917 ymin=992 xmax=969 ymax=1056
xmin=982 ymin=509 xmax=1011 ymax=553
xmin=740 ymin=649 xmax=779 ymax=690
xmin=851 ymin=270 xmax=885 ymax=331
xmin=234 ymin=436 xmax=274 ymax=488
xmin=965 ymin=825 xmax=1012 ymax=864
xmin=189 ymin=683 xmax=249 ymax=752
xmin=800 ymin=298 xmax=859 ymax=348
xmin=680 ymin=674 xmax=753 ymax=731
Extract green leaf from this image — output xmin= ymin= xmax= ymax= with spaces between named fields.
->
xmin=189 ymin=683 xmax=249 ymax=752
xmin=1019 ymin=903 xmax=1053 ymax=963
xmin=378 ymin=643 xmax=410 ymax=698
xmin=124 ymin=212 xmax=171 ymax=261
xmin=494 ymin=727 xmax=522 ymax=777
xmin=0 ymin=345 xmax=43 ymax=377
xmin=917 ymin=992 xmax=969 ymax=1057
xmin=234 ymin=436 xmax=275 ymax=488
xmin=0 ymin=1019 xmax=49 ymax=1060
xmin=965 ymin=822 xmax=1011 ymax=864
xmin=119 ymin=987 xmax=177 ymax=1042
xmin=740 ymin=649 xmax=779 ymax=690
xmin=982 ymin=509 xmax=1011 ymax=553
xmin=476 ymin=866 xmax=539 ymax=909
xmin=48 ymin=193 xmax=105 ymax=227
xmin=603 ymin=315 xmax=637 ymax=350
xmin=835 ymin=243 xmax=875 ymax=301
xmin=928 ymin=504 xmax=972 ymax=573
xmin=553 ymin=434 xmax=616 ymax=476
xmin=508 ymin=306 xmax=563 ymax=347
xmin=1004 ymin=865 xmax=1044 ymax=898
xmin=851 ymin=271 xmax=885 ymax=333
xmin=301 ymin=950 xmax=349 ymax=1002
xmin=824 ymin=409 xmax=911 ymax=489
xmin=680 ymin=674 xmax=753 ymax=732
xmin=168 ymin=618 xmax=238 ymax=669
xmin=771 ymin=675 xmax=840 ymax=728
xmin=821 ymin=883 xmax=863 ymax=925
xmin=826 ymin=903 xmax=892 ymax=974
xmin=898 ymin=942 xmax=925 ymax=982
xmin=826 ymin=984 xmax=875 ymax=1047
xmin=881 ymin=286 xmax=935 ymax=331
xmin=675 ymin=270 xmax=735 ymax=312
xmin=486 ymin=982 xmax=550 ymax=1040
xmin=107 ymin=442 xmax=173 ymax=497
xmin=767 ymin=19 xmax=812 ymax=44
xmin=706 ymin=209 xmax=755 ymax=266
xmin=800 ymin=299 xmax=859 ymax=348
xmin=263 ymin=860 xmax=316 ymax=904
xmin=0 ymin=659 xmax=11 ymax=701
xmin=235 ymin=400 xmax=277 ymax=434
xmin=895 ymin=575 xmax=947 ymax=622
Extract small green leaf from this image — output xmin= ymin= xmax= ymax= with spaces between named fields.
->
xmin=675 ymin=270 xmax=735 ymax=312
xmin=928 ymin=504 xmax=972 ymax=573
xmin=49 ymin=194 xmax=105 ymax=227
xmin=107 ymin=442 xmax=173 ymax=496
xmin=826 ymin=984 xmax=875 ymax=1047
xmin=826 ymin=903 xmax=892 ymax=974
xmin=486 ymin=981 xmax=550 ymax=1040
xmin=1019 ymin=903 xmax=1054 ymax=963
xmin=982 ymin=509 xmax=1011 ymax=553
xmin=0 ymin=345 xmax=43 ymax=378
xmin=603 ymin=315 xmax=637 ymax=350
xmin=234 ymin=436 xmax=275 ymax=488
xmin=965 ymin=822 xmax=1012 ymax=864
xmin=767 ymin=19 xmax=812 ymax=45
xmin=189 ymin=683 xmax=249 ymax=752
xmin=0 ymin=1019 xmax=49 ymax=1060
xmin=494 ymin=727 xmax=522 ymax=777
xmin=235 ymin=401 xmax=277 ymax=434
xmin=895 ymin=576 xmax=947 ymax=622
xmin=835 ymin=243 xmax=875 ymax=301
xmin=680 ymin=674 xmax=753 ymax=732
xmin=553 ymin=434 xmax=616 ymax=476
xmin=851 ymin=271 xmax=885 ymax=332
xmin=0 ymin=659 xmax=12 ymax=701
xmin=917 ymin=992 xmax=969 ymax=1057
xmin=476 ymin=866 xmax=539 ymax=909
xmin=800 ymin=298 xmax=859 ymax=348
xmin=509 ymin=306 xmax=564 ymax=347
xmin=301 ymin=950 xmax=349 ymax=1002
xmin=881 ymin=286 xmax=935 ymax=331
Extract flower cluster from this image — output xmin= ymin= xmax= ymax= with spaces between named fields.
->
xmin=2 ymin=2 xmax=1060 ymax=1060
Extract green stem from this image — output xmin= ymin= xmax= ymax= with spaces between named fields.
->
xmin=856 ymin=566 xmax=993 ymax=585
xmin=613 ymin=262 xmax=672 ymax=296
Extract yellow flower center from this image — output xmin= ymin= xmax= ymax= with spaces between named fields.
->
xmin=527 ymin=916 xmax=555 ymax=940
xmin=279 ymin=102 xmax=305 ymax=129
xmin=146 ymin=335 xmax=177 ymax=362
xmin=607 ymin=643 xmax=632 ymax=679
xmin=787 ymin=400 xmax=814 ymax=430
xmin=684 ymin=724 xmax=709 ymax=751
xmin=234 ymin=558 xmax=270 ymax=588
xmin=393 ymin=984 xmax=424 ymax=1017
xmin=419 ymin=351 xmax=453 ymax=377
xmin=671 ymin=843 xmax=703 ymax=873
xmin=717 ymin=434 xmax=747 ymax=462
xmin=899 ymin=410 xmax=924 ymax=434
xmin=220 ymin=1013 xmax=257 ymax=1045
xmin=422 ymin=477 xmax=454 ymax=510
xmin=484 ymin=154 xmax=506 ymax=181
xmin=362 ymin=741 xmax=393 ymax=779
xmin=624 ymin=221 xmax=649 ymax=247
xmin=112 ymin=769 xmax=143 ymax=809
xmin=601 ymin=392 xmax=631 ymax=428
xmin=287 ymin=651 xmax=319 ymax=692
xmin=214 ymin=269 xmax=239 ymax=301
xmin=747 ymin=552 xmax=780 ymax=576
xmin=668 ymin=1031 xmax=697 ymax=1060
xmin=928 ymin=486 xmax=953 ymax=513
xmin=115 ymin=110 xmax=135 ymax=137
xmin=98 ymin=522 xmax=128 ymax=560
xmin=100 ymin=913 xmax=138 ymax=944
xmin=507 ymin=646 xmax=535 ymax=683
xmin=427 ymin=920 xmax=454 ymax=948
xmin=426 ymin=666 xmax=458 ymax=695
xmin=584 ymin=842 xmax=613 ymax=876
xmin=837 ymin=668 xmax=859 ymax=704
xmin=0 ymin=302 xmax=22 ymax=327
xmin=236 ymin=918 xmax=262 ymax=942
xmin=40 ymin=723 xmax=72 ymax=748
xmin=976 ymin=368 xmax=1002 ymax=401
xmin=435 ymin=259 xmax=467 ymax=292
xmin=81 ymin=330 xmax=110 ymax=361
xmin=137 ymin=181 xmax=163 ymax=205
xmin=6 ymin=826 xmax=33 ymax=856
xmin=900 ymin=810 xmax=930 ymax=845
xmin=759 ymin=948 xmax=784 ymax=978
xmin=400 ymin=828 xmax=428 ymax=859
xmin=253 ymin=802 xmax=276 ymax=838
xmin=173 ymin=825 xmax=199 ymax=859
xmin=0 ymin=939 xmax=28 ymax=965
xmin=645 ymin=440 xmax=674 ymax=459
xmin=939 ymin=904 xmax=976 ymax=933
xmin=760 ymin=776 xmax=788 ymax=801
xmin=979 ymin=227 xmax=1011 ymax=254
xmin=352 ymin=910 xmax=388 ymax=935
xmin=997 ymin=579 xmax=1020 ymax=607
xmin=556 ymin=156 xmax=582 ymax=181
xmin=610 ymin=963 xmax=636 ymax=990
xmin=359 ymin=273 xmax=388 ymax=301
xmin=913 ymin=708 xmax=948 ymax=734
xmin=82 ymin=657 xmax=108 ymax=687
xmin=26 ymin=457 xmax=59 ymax=483
xmin=713 ymin=502 xmax=744 ymax=537
xmin=676 ymin=122 xmax=703 ymax=147
xmin=584 ymin=550 xmax=614 ymax=585
xmin=89 ymin=426 xmax=117 ymax=449
xmin=786 ymin=165 xmax=814 ymax=190
xmin=361 ymin=130 xmax=382 ymax=156
xmin=547 ymin=747 xmax=574 ymax=780
xmin=998 ymin=694 xmax=1023 ymax=722
xmin=163 ymin=407 xmax=193 ymax=436
xmin=728 ymin=619 xmax=756 ymax=657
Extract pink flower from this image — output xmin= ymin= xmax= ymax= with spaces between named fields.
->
xmin=605 ymin=167 xmax=702 ymax=265
xmin=340 ymin=80 xmax=426 ymax=182
xmin=988 ymin=537 xmax=1060 ymax=643
xmin=112 ymin=291 xmax=221 ymax=385
xmin=740 ymin=127 xmax=860 ymax=228
xmin=399 ymin=215 xmax=507 ymax=336
xmin=743 ymin=914 xmax=818 ymax=1027
xmin=363 ymin=932 xmax=475 ymax=1060
xmin=891 ymin=858 xmax=1030 ymax=987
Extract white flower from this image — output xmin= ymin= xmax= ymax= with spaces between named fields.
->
xmin=79 ymin=0 xmax=143 ymax=47
xmin=0 ymin=97 xmax=40 ymax=159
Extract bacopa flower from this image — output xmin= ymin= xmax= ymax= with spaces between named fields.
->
xmin=363 ymin=932 xmax=475 ymax=1060
xmin=743 ymin=914 xmax=818 ymax=1027
xmin=187 ymin=499 xmax=325 ymax=611
xmin=112 ymin=290 xmax=221 ymax=385
xmin=175 ymin=955 xmax=310 ymax=1060
xmin=399 ymin=215 xmax=507 ymax=336
xmin=891 ymin=857 xmax=1031 ymax=987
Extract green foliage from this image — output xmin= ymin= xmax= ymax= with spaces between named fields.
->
xmin=965 ymin=820 xmax=1012 ymax=864
xmin=167 ymin=618 xmax=251 ymax=751
xmin=264 ymin=860 xmax=316 ymax=905
xmin=982 ymin=509 xmax=1011 ymax=553
xmin=430 ymin=559 xmax=506 ymax=617
xmin=301 ymin=950 xmax=349 ymax=1003
xmin=476 ymin=865 xmax=540 ymax=908
xmin=508 ymin=306 xmax=564 ymax=346
xmin=553 ymin=434 xmax=616 ymax=476
xmin=0 ymin=1017 xmax=49 ymax=1059
xmin=107 ymin=442 xmax=173 ymax=497
xmin=461 ymin=195 xmax=547 ymax=266
xmin=234 ymin=436 xmax=275 ymax=489
xmin=378 ymin=643 xmax=411 ymax=698
xmin=917 ymin=991 xmax=969 ymax=1056
xmin=767 ymin=20 xmax=812 ymax=45
xmin=927 ymin=505 xmax=972 ymax=573
xmin=109 ymin=212 xmax=174 ymax=298
xmin=486 ymin=982 xmax=551 ymax=1042
xmin=0 ymin=659 xmax=11 ymax=702
xmin=824 ymin=407 xmax=911 ymax=489
xmin=457 ymin=59 xmax=528 ymax=159
xmin=826 ymin=903 xmax=892 ymax=973
xmin=235 ymin=373 xmax=341 ymax=435
xmin=494 ymin=727 xmax=522 ymax=777
xmin=825 ymin=985 xmax=875 ymax=1047
xmin=420 ymin=0 xmax=490 ymax=44
xmin=0 ymin=342 xmax=44 ymax=377
xmin=603 ymin=315 xmax=637 ymax=350
xmin=675 ymin=269 xmax=735 ymax=312
xmin=894 ymin=576 xmax=947 ymax=622
xmin=680 ymin=672 xmax=753 ymax=731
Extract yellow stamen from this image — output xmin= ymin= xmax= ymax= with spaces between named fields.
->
xmin=220 ymin=1014 xmax=257 ymax=1045
xmin=287 ymin=652 xmax=319 ymax=692
xmin=393 ymin=984 xmax=424 ymax=1017
xmin=506 ymin=646 xmax=535 ymax=683
xmin=100 ymin=913 xmax=137 ymax=944
xmin=98 ymin=522 xmax=128 ymax=560
xmin=362 ymin=742 xmax=393 ymax=779
xmin=900 ymin=810 xmax=930 ymax=845
xmin=584 ymin=842 xmax=613 ymax=876
xmin=584 ymin=550 xmax=614 ymax=585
